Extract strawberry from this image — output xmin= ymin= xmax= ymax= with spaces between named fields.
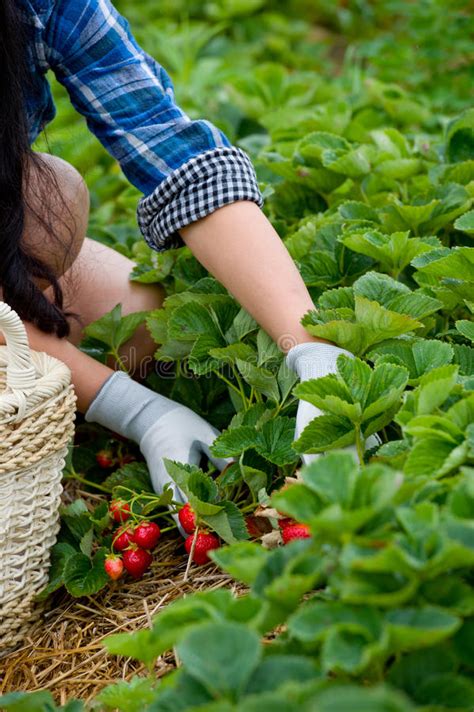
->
xmin=178 ymin=503 xmax=196 ymax=534
xmin=132 ymin=521 xmax=161 ymax=550
xmin=278 ymin=517 xmax=295 ymax=529
xmin=123 ymin=546 xmax=153 ymax=579
xmin=282 ymin=523 xmax=311 ymax=544
xmin=104 ymin=554 xmax=123 ymax=581
xmin=109 ymin=499 xmax=131 ymax=523
xmin=112 ymin=525 xmax=135 ymax=552
xmin=96 ymin=449 xmax=115 ymax=469
xmin=185 ymin=532 xmax=220 ymax=565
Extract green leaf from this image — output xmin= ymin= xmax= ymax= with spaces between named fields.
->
xmin=211 ymin=542 xmax=268 ymax=586
xmin=208 ymin=343 xmax=255 ymax=365
xmin=96 ymin=677 xmax=156 ymax=712
xmin=163 ymin=461 xmax=221 ymax=515
xmin=304 ymin=295 xmax=422 ymax=356
xmin=38 ymin=542 xmax=77 ymax=599
xmin=385 ymin=606 xmax=461 ymax=652
xmin=255 ymin=416 xmax=298 ymax=465
xmin=272 ymin=483 xmax=323 ymax=523
xmin=309 ymin=683 xmax=415 ymax=711
xmin=369 ymin=339 xmax=454 ymax=385
xmin=417 ymin=673 xmax=474 ymax=708
xmin=454 ymin=208 xmax=474 ymax=234
xmin=456 ymin=319 xmax=474 ymax=343
xmin=246 ymin=655 xmax=317 ymax=695
xmin=294 ymin=415 xmax=355 ymax=453
xmin=453 ymin=343 xmax=474 ymax=375
xmin=176 ymin=622 xmax=261 ymax=697
xmin=84 ymin=304 xmax=147 ymax=351
xmin=300 ymin=451 xmax=358 ymax=506
xmin=446 ymin=108 xmax=474 ymax=162
xmin=202 ymin=500 xmax=249 ymax=544
xmin=211 ymin=426 xmax=257 ymax=459
xmin=103 ymin=462 xmax=153 ymax=494
xmin=341 ymin=230 xmax=438 ymax=275
xmin=236 ymin=359 xmax=280 ymax=402
xmin=453 ymin=617 xmax=474 ymax=669
xmin=63 ymin=548 xmax=109 ymax=598
xmin=0 ymin=691 xmax=62 ymax=712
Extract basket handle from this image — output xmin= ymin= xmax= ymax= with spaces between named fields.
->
xmin=0 ymin=302 xmax=37 ymax=393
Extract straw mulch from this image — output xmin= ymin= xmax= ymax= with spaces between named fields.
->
xmin=0 ymin=486 xmax=241 ymax=705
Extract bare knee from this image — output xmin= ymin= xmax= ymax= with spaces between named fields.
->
xmin=22 ymin=152 xmax=89 ymax=281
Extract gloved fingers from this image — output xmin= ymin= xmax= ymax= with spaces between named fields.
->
xmin=366 ymin=432 xmax=382 ymax=449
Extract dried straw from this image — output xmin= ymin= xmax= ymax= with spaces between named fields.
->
xmin=0 ymin=484 xmax=241 ymax=704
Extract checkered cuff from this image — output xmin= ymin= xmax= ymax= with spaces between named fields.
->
xmin=136 ymin=146 xmax=264 ymax=251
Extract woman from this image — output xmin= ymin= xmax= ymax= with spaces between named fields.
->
xmin=2 ymin=0 xmax=355 ymax=502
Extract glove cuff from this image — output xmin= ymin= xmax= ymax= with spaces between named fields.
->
xmin=285 ymin=341 xmax=353 ymax=380
xmin=84 ymin=371 xmax=181 ymax=444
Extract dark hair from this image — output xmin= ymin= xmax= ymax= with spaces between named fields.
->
xmin=0 ymin=0 xmax=71 ymax=337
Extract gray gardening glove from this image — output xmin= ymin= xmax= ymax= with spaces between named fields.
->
xmin=286 ymin=342 xmax=380 ymax=465
xmin=85 ymin=372 xmax=229 ymax=526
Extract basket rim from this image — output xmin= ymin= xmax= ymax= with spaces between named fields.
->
xmin=0 ymin=347 xmax=73 ymax=422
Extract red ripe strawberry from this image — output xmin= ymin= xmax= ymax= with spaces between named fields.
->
xmin=185 ymin=532 xmax=220 ymax=566
xmin=96 ymin=449 xmax=115 ymax=469
xmin=112 ymin=525 xmax=135 ymax=552
xmin=104 ymin=554 xmax=123 ymax=581
xmin=178 ymin=503 xmax=196 ymax=534
xmin=109 ymin=499 xmax=131 ymax=523
xmin=123 ymin=546 xmax=153 ymax=579
xmin=282 ymin=523 xmax=311 ymax=544
xmin=132 ymin=521 xmax=161 ymax=550
xmin=278 ymin=517 xmax=295 ymax=529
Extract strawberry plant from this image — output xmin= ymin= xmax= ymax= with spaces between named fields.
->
xmin=4 ymin=1 xmax=473 ymax=710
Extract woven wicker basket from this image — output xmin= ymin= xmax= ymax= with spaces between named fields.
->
xmin=0 ymin=302 xmax=76 ymax=655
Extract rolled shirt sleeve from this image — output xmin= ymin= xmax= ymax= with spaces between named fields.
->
xmin=44 ymin=0 xmax=264 ymax=250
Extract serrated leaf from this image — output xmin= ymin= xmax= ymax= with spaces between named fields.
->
xmin=294 ymin=415 xmax=354 ymax=453
xmin=341 ymin=229 xmax=438 ymax=275
xmin=211 ymin=426 xmax=257 ymax=458
xmin=202 ymin=500 xmax=249 ymax=544
xmin=103 ymin=462 xmax=152 ymax=493
xmin=236 ymin=359 xmax=280 ymax=402
xmin=63 ymin=548 xmax=109 ymax=598
xmin=386 ymin=606 xmax=460 ymax=652
xmin=255 ymin=416 xmax=298 ymax=465
xmin=176 ymin=622 xmax=261 ymax=697
xmin=210 ymin=542 xmax=268 ymax=586
xmin=369 ymin=339 xmax=454 ymax=385
xmin=454 ymin=208 xmax=474 ymax=234
xmin=96 ymin=677 xmax=156 ymax=712
xmin=84 ymin=304 xmax=147 ymax=351
xmin=38 ymin=542 xmax=77 ymax=599
xmin=208 ymin=343 xmax=255 ymax=365
xmin=456 ymin=319 xmax=474 ymax=342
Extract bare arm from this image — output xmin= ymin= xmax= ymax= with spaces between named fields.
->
xmin=180 ymin=201 xmax=326 ymax=351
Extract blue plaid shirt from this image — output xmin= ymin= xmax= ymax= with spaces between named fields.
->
xmin=19 ymin=0 xmax=263 ymax=250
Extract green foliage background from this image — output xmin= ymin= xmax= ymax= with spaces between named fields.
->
xmin=5 ymin=1 xmax=474 ymax=710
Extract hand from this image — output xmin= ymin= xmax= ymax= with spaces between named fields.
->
xmin=286 ymin=342 xmax=380 ymax=465
xmin=138 ymin=403 xmax=230 ymax=505
xmin=85 ymin=372 xmax=229 ymax=531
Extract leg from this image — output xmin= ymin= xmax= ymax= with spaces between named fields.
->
xmin=27 ymin=152 xmax=164 ymax=371
xmin=57 ymin=237 xmax=165 ymax=374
